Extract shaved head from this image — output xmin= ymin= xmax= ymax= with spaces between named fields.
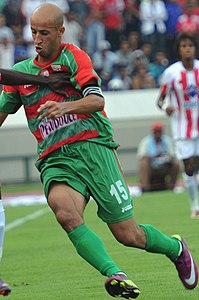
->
xmin=31 ymin=3 xmax=64 ymax=28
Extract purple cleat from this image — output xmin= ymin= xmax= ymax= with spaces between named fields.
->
xmin=105 ymin=273 xmax=140 ymax=299
xmin=172 ymin=235 xmax=198 ymax=289
xmin=0 ymin=279 xmax=11 ymax=296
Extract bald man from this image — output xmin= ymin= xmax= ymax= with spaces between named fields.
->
xmin=0 ymin=3 xmax=197 ymax=299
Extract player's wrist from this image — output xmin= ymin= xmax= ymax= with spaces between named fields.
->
xmin=160 ymin=102 xmax=168 ymax=111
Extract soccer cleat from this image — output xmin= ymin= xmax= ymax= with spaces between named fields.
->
xmin=0 ymin=279 xmax=11 ymax=296
xmin=105 ymin=273 xmax=140 ymax=299
xmin=172 ymin=235 xmax=198 ymax=289
xmin=191 ymin=210 xmax=199 ymax=219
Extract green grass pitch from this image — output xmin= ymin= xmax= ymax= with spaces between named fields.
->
xmin=1 ymin=185 xmax=199 ymax=299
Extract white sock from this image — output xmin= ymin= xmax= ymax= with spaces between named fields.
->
xmin=183 ymin=173 xmax=199 ymax=212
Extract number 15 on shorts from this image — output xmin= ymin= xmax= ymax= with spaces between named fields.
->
xmin=110 ymin=180 xmax=129 ymax=204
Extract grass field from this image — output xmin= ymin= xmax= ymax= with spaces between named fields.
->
xmin=1 ymin=183 xmax=199 ymax=299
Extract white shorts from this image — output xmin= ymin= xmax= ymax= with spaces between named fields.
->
xmin=175 ymin=138 xmax=199 ymax=160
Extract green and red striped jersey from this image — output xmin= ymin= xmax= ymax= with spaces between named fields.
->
xmin=0 ymin=43 xmax=118 ymax=168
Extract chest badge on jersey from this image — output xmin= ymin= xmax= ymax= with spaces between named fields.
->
xmin=185 ymin=84 xmax=199 ymax=98
xmin=51 ymin=65 xmax=62 ymax=72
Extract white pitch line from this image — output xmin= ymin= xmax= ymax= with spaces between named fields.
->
xmin=5 ymin=207 xmax=50 ymax=232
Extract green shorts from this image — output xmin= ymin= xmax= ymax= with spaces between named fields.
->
xmin=39 ymin=141 xmax=133 ymax=224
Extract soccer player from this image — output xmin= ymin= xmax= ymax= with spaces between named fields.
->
xmin=157 ymin=32 xmax=199 ymax=219
xmin=0 ymin=4 xmax=198 ymax=299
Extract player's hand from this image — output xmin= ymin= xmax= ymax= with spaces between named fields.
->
xmin=47 ymin=72 xmax=71 ymax=97
xmin=37 ymin=101 xmax=67 ymax=120
xmin=165 ymin=105 xmax=176 ymax=116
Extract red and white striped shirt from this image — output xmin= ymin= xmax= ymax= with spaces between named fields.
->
xmin=161 ymin=59 xmax=199 ymax=140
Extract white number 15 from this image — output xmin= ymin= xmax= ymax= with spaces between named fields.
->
xmin=110 ymin=180 xmax=128 ymax=204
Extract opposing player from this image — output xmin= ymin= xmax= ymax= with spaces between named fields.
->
xmin=0 ymin=4 xmax=198 ymax=299
xmin=157 ymin=33 xmax=199 ymax=219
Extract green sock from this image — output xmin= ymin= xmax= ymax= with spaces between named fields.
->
xmin=68 ymin=224 xmax=122 ymax=276
xmin=139 ymin=224 xmax=180 ymax=260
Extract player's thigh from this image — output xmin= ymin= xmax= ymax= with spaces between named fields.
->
xmin=84 ymin=143 xmax=133 ymax=224
xmin=40 ymin=149 xmax=91 ymax=201
xmin=48 ymin=182 xmax=86 ymax=217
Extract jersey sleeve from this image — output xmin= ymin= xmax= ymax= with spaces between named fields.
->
xmin=0 ymin=86 xmax=22 ymax=114
xmin=160 ymin=67 xmax=173 ymax=95
xmin=66 ymin=45 xmax=101 ymax=89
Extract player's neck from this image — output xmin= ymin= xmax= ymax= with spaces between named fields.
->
xmin=182 ymin=59 xmax=194 ymax=71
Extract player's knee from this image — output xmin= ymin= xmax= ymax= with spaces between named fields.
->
xmin=55 ymin=209 xmax=83 ymax=232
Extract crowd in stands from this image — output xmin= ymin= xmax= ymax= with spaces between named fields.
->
xmin=0 ymin=0 xmax=198 ymax=91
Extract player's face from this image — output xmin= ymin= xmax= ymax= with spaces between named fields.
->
xmin=30 ymin=15 xmax=64 ymax=63
xmin=178 ymin=39 xmax=196 ymax=61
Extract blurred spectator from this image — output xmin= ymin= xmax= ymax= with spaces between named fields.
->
xmin=131 ymin=63 xmax=156 ymax=89
xmin=165 ymin=0 xmax=183 ymax=63
xmin=115 ymin=40 xmax=134 ymax=68
xmin=140 ymin=42 xmax=153 ymax=63
xmin=108 ymin=64 xmax=132 ymax=90
xmin=14 ymin=35 xmax=29 ymax=63
xmin=98 ymin=71 xmax=112 ymax=91
xmin=0 ymin=37 xmax=15 ymax=68
xmin=63 ymin=11 xmax=83 ymax=47
xmin=130 ymin=49 xmax=149 ymax=75
xmin=92 ymin=40 xmax=119 ymax=77
xmin=127 ymin=30 xmax=140 ymax=51
xmin=2 ymin=0 xmax=21 ymax=29
xmin=123 ymin=0 xmax=141 ymax=37
xmin=137 ymin=122 xmax=180 ymax=192
xmin=69 ymin=0 xmax=90 ymax=26
xmin=176 ymin=2 xmax=199 ymax=37
xmin=101 ymin=0 xmax=125 ymax=51
xmin=85 ymin=4 xmax=105 ymax=56
xmin=0 ymin=13 xmax=15 ymax=68
xmin=0 ymin=14 xmax=15 ymax=44
xmin=149 ymin=51 xmax=168 ymax=87
xmin=139 ymin=0 xmax=168 ymax=57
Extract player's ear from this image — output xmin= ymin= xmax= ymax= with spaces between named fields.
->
xmin=58 ymin=26 xmax=65 ymax=37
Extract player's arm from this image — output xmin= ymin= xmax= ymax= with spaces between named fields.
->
xmin=0 ymin=68 xmax=49 ymax=86
xmin=157 ymin=84 xmax=175 ymax=116
xmin=37 ymin=80 xmax=105 ymax=120
xmin=0 ymin=69 xmax=70 ymax=96
xmin=157 ymin=84 xmax=167 ymax=109
xmin=0 ymin=112 xmax=8 ymax=127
